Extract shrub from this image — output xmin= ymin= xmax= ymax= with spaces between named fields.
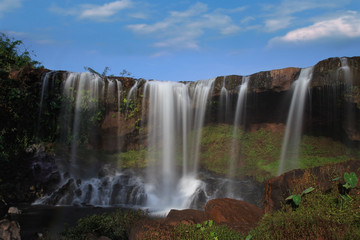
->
xmin=61 ymin=209 xmax=147 ymax=240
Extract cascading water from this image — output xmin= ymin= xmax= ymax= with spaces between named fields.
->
xmin=219 ymin=76 xmax=230 ymax=124
xmin=227 ymin=76 xmax=250 ymax=197
xmin=278 ymin=67 xmax=314 ymax=175
xmin=61 ymin=72 xmax=104 ymax=168
xmin=34 ymin=73 xmax=262 ymax=212
xmin=37 ymin=71 xmax=57 ymax=140
xmin=143 ymin=79 xmax=215 ymax=213
xmin=340 ymin=57 xmax=355 ymax=142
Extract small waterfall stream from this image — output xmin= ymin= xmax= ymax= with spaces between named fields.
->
xmin=278 ymin=67 xmax=314 ymax=175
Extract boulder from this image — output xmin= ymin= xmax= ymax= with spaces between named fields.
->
xmin=0 ymin=219 xmax=21 ymax=240
xmin=204 ymin=198 xmax=264 ymax=234
xmin=129 ymin=218 xmax=174 ymax=240
xmin=263 ymin=160 xmax=360 ymax=213
xmin=163 ymin=209 xmax=206 ymax=226
xmin=8 ymin=207 xmax=21 ymax=215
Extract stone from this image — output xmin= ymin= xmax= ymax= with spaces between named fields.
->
xmin=129 ymin=218 xmax=174 ymax=240
xmin=163 ymin=209 xmax=206 ymax=226
xmin=8 ymin=207 xmax=21 ymax=215
xmin=263 ymin=160 xmax=360 ymax=213
xmin=0 ymin=219 xmax=21 ymax=240
xmin=204 ymin=198 xmax=264 ymax=234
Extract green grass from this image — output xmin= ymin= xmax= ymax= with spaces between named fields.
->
xmin=249 ymin=182 xmax=360 ymax=239
xmin=174 ymin=220 xmax=241 ymax=240
xmin=199 ymin=124 xmax=360 ymax=182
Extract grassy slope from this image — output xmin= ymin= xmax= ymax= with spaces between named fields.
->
xmin=199 ymin=124 xmax=359 ymax=182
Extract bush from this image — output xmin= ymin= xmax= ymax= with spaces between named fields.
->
xmin=60 ymin=209 xmax=147 ymax=240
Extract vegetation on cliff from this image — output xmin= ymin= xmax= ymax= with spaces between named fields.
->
xmin=249 ymin=171 xmax=360 ymax=239
xmin=0 ymin=33 xmax=44 ymax=201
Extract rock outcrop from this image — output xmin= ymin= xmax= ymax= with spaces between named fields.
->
xmin=0 ymin=219 xmax=21 ymax=240
xmin=263 ymin=160 xmax=360 ymax=213
xmin=130 ymin=198 xmax=263 ymax=239
xmin=205 ymin=198 xmax=264 ymax=234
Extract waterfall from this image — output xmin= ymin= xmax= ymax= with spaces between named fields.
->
xmin=340 ymin=57 xmax=355 ymax=142
xmin=219 ymin=76 xmax=230 ymax=123
xmin=143 ymin=79 xmax=215 ymax=213
xmin=227 ymin=76 xmax=250 ymax=197
xmin=278 ymin=67 xmax=314 ymax=175
xmin=35 ymin=73 xmax=263 ymax=213
xmin=59 ymin=72 xmax=104 ymax=173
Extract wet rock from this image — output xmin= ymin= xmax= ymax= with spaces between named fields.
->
xmin=129 ymin=218 xmax=174 ymax=240
xmin=204 ymin=198 xmax=264 ymax=234
xmin=164 ymin=209 xmax=206 ymax=226
xmin=263 ymin=160 xmax=360 ymax=213
xmin=0 ymin=219 xmax=21 ymax=240
xmin=8 ymin=207 xmax=21 ymax=215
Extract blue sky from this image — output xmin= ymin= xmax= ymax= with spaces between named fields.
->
xmin=1 ymin=0 xmax=360 ymax=81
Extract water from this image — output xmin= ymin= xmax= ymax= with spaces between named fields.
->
xmin=143 ymin=79 xmax=215 ymax=211
xmin=36 ymin=75 xmax=262 ymax=213
xmin=227 ymin=76 xmax=250 ymax=196
xmin=278 ymin=67 xmax=314 ymax=175
xmin=37 ymin=72 xmax=57 ymax=141
xmin=219 ymin=76 xmax=231 ymax=123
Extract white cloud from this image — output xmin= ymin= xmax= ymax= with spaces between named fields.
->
xmin=127 ymin=2 xmax=241 ymax=50
xmin=262 ymin=0 xmax=349 ymax=32
xmin=264 ymin=17 xmax=293 ymax=32
xmin=50 ymin=0 xmax=133 ymax=21
xmin=270 ymin=13 xmax=360 ymax=44
xmin=0 ymin=0 xmax=23 ymax=16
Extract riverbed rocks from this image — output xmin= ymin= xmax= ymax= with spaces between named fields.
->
xmin=263 ymin=160 xmax=360 ymax=213
xmin=205 ymin=198 xmax=264 ymax=233
xmin=0 ymin=219 xmax=21 ymax=240
xmin=130 ymin=198 xmax=263 ymax=239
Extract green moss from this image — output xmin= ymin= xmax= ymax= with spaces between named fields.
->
xmin=109 ymin=149 xmax=147 ymax=169
xmin=299 ymin=136 xmax=358 ymax=169
xmin=199 ymin=124 xmax=360 ymax=182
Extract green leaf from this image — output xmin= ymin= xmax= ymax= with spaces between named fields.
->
xmin=332 ymin=177 xmax=340 ymax=181
xmin=292 ymin=195 xmax=301 ymax=206
xmin=285 ymin=194 xmax=294 ymax=201
xmin=344 ymin=172 xmax=358 ymax=189
xmin=208 ymin=220 xmax=213 ymax=227
xmin=340 ymin=194 xmax=352 ymax=202
xmin=245 ymin=235 xmax=253 ymax=240
xmin=196 ymin=223 xmax=201 ymax=228
xmin=301 ymin=187 xmax=315 ymax=195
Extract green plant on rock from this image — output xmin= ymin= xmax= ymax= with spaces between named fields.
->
xmin=175 ymin=220 xmax=241 ymax=240
xmin=286 ymin=187 xmax=315 ymax=206
xmin=343 ymin=172 xmax=358 ymax=189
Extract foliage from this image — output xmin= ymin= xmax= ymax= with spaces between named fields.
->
xmin=0 ymin=33 xmax=42 ymax=72
xmin=343 ymin=172 xmax=358 ymax=189
xmin=174 ymin=220 xmax=241 ymax=240
xmin=285 ymin=187 xmax=315 ymax=206
xmin=0 ymin=33 xmax=45 ymax=200
xmin=249 ymin=177 xmax=360 ymax=240
xmin=61 ymin=209 xmax=146 ymax=240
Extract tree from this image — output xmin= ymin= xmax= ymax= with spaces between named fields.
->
xmin=0 ymin=32 xmax=42 ymax=73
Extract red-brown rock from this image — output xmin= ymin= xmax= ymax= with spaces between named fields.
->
xmin=163 ymin=209 xmax=206 ymax=226
xmin=204 ymin=198 xmax=264 ymax=234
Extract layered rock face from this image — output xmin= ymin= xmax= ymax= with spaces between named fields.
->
xmin=11 ymin=56 xmax=360 ymax=209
